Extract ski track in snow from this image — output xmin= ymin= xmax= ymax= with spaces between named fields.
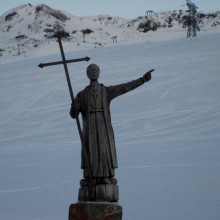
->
xmin=0 ymin=178 xmax=77 ymax=194
xmin=120 ymin=163 xmax=220 ymax=170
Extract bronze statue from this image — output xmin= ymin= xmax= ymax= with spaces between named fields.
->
xmin=70 ymin=64 xmax=153 ymax=201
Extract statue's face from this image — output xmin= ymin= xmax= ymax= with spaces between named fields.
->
xmin=87 ymin=64 xmax=100 ymax=80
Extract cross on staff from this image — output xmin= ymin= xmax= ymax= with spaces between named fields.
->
xmin=38 ymin=57 xmax=90 ymax=68
xmin=38 ymin=32 xmax=93 ymax=183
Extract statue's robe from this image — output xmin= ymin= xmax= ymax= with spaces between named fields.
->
xmin=71 ymin=77 xmax=145 ymax=178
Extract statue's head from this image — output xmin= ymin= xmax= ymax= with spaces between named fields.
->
xmin=86 ymin=64 xmax=100 ymax=80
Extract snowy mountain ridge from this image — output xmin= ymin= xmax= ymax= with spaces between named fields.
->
xmin=0 ymin=3 xmax=220 ymax=59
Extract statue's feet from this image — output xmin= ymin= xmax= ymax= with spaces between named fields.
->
xmin=103 ymin=177 xmax=111 ymax=184
xmin=80 ymin=177 xmax=118 ymax=186
xmin=80 ymin=178 xmax=96 ymax=187
xmin=101 ymin=177 xmax=117 ymax=185
xmin=80 ymin=179 xmax=88 ymax=187
xmin=110 ymin=177 xmax=117 ymax=185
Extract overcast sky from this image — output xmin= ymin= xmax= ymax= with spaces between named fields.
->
xmin=1 ymin=0 xmax=220 ymax=18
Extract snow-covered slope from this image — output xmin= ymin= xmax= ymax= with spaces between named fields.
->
xmin=0 ymin=3 xmax=220 ymax=60
xmin=0 ymin=22 xmax=220 ymax=220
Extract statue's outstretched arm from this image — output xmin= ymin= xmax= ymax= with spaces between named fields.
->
xmin=107 ymin=69 xmax=154 ymax=101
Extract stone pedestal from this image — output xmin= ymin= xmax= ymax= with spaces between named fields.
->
xmin=68 ymin=202 xmax=122 ymax=220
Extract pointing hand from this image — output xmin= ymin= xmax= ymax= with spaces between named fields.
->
xmin=143 ymin=69 xmax=154 ymax=82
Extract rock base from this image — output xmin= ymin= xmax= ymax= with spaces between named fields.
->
xmin=69 ymin=202 xmax=122 ymax=220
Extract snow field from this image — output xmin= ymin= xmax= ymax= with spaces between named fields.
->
xmin=0 ymin=31 xmax=220 ymax=219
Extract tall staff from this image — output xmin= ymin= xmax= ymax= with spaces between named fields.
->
xmin=38 ymin=32 xmax=92 ymax=182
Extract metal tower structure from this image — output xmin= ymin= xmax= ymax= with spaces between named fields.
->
xmin=185 ymin=0 xmax=200 ymax=37
xmin=186 ymin=0 xmax=198 ymax=14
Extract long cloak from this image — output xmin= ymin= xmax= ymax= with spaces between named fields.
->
xmin=71 ymin=77 xmax=145 ymax=178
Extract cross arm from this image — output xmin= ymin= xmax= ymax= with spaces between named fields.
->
xmin=38 ymin=56 xmax=90 ymax=68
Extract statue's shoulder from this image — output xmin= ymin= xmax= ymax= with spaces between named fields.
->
xmin=81 ymin=85 xmax=90 ymax=93
xmin=76 ymin=86 xmax=88 ymax=98
xmin=100 ymin=83 xmax=107 ymax=92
